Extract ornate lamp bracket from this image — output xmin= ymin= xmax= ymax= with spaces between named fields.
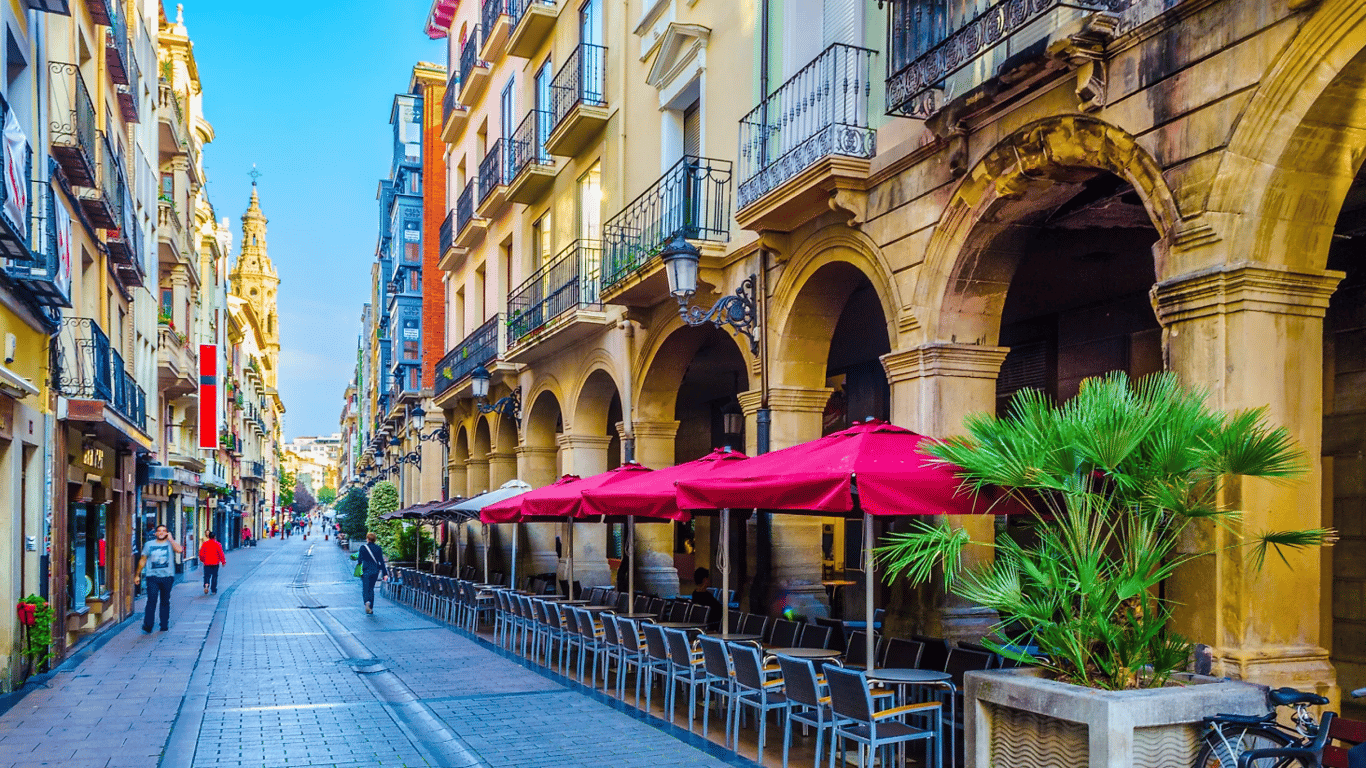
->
xmin=476 ymin=386 xmax=523 ymax=427
xmin=678 ymin=274 xmax=760 ymax=356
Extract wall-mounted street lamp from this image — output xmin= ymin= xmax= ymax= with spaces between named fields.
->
xmin=408 ymin=405 xmax=450 ymax=446
xmin=660 ymin=233 xmax=760 ymax=356
xmin=471 ymin=367 xmax=522 ymax=426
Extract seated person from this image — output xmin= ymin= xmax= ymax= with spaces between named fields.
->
xmin=690 ymin=567 xmax=724 ymax=620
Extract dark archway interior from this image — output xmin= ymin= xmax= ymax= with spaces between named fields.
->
xmin=996 ymin=172 xmax=1162 ymax=412
xmin=674 ymin=326 xmax=749 ymax=464
xmin=1325 ymin=169 xmax=1366 ymax=713
xmin=825 ymin=274 xmax=891 ymax=434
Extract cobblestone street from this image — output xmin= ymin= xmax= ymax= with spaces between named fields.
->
xmin=0 ymin=537 xmax=757 ymax=768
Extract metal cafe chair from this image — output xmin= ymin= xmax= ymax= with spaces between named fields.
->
xmin=880 ymin=637 xmax=924 ymax=670
xmin=698 ymin=635 xmax=738 ymax=745
xmin=770 ymin=619 xmax=801 ymax=648
xmin=842 ymin=631 xmax=880 ymax=671
xmin=663 ymin=626 xmax=709 ymax=730
xmin=618 ymin=616 xmax=665 ymax=707
xmin=799 ymin=624 xmax=833 ymax=650
xmin=640 ymin=622 xmax=675 ymax=715
xmin=729 ymin=641 xmax=792 ymax=764
xmin=778 ymin=653 xmax=850 ymax=768
xmin=824 ymin=665 xmax=942 ymax=768
xmin=573 ymin=607 xmax=609 ymax=687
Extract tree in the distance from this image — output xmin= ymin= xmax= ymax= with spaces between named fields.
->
xmin=318 ymin=487 xmax=337 ymax=506
xmin=294 ymin=482 xmax=317 ymax=514
xmin=338 ymin=489 xmax=368 ymax=540
xmin=365 ymin=482 xmax=400 ymax=556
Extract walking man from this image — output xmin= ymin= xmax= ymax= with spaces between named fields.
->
xmin=358 ymin=532 xmax=388 ymax=615
xmin=135 ymin=525 xmax=184 ymax=633
xmin=199 ymin=531 xmax=226 ymax=595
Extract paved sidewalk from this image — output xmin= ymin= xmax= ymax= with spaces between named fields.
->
xmin=0 ymin=534 xmax=759 ymax=768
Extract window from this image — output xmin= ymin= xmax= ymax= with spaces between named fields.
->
xmin=532 ymin=215 xmax=551 ymax=265
xmin=577 ymin=163 xmax=602 ymax=241
xmin=160 ymin=172 xmax=173 ymax=198
xmin=500 ymin=79 xmax=516 ymax=140
xmin=160 ymin=288 xmax=172 ymax=316
xmin=408 ymin=270 xmax=420 ymax=293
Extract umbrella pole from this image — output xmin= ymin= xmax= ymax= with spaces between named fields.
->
xmin=456 ymin=522 xmax=462 ymax=576
xmin=483 ymin=523 xmax=490 ymax=584
xmin=510 ymin=524 xmax=518 ymax=589
xmin=567 ymin=521 xmax=575 ymax=598
xmin=627 ymin=516 xmax=635 ymax=611
xmin=865 ymin=510 xmax=875 ymax=671
xmin=720 ymin=508 xmax=730 ymax=636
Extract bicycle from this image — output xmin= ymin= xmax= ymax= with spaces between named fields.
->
xmin=1194 ymin=686 xmax=1366 ymax=768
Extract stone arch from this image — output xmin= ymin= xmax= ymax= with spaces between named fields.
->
xmin=636 ymin=322 xmax=751 ymax=425
xmin=494 ymin=411 xmax=518 ymax=456
xmin=915 ymin=115 xmax=1184 ymax=346
xmin=453 ymin=426 xmax=470 ymax=465
xmin=1206 ymin=0 xmax=1366 ymax=272
xmin=523 ymin=377 xmax=565 ymax=448
xmin=572 ymin=366 xmax=622 ymax=438
xmin=769 ymin=226 xmax=901 ymax=391
xmin=473 ymin=416 xmax=493 ymax=459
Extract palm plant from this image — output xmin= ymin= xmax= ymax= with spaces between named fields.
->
xmin=877 ymin=372 xmax=1334 ymax=690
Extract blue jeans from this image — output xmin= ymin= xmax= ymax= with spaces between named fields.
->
xmin=202 ymin=565 xmax=220 ymax=593
xmin=142 ymin=576 xmax=174 ymax=630
xmin=361 ymin=571 xmax=380 ymax=607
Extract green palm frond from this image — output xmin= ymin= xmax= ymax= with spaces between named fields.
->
xmin=1247 ymin=528 xmax=1338 ymax=570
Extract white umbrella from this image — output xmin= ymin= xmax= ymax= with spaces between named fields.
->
xmin=451 ymin=480 xmax=533 ymax=586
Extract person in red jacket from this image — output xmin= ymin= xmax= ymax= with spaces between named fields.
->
xmin=199 ymin=531 xmax=227 ymax=595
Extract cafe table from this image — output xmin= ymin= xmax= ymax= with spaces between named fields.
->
xmin=866 ymin=668 xmax=953 ymax=768
xmin=652 ymin=621 xmax=706 ymax=629
xmin=764 ymin=647 xmax=841 ymax=660
xmin=703 ymin=632 xmax=762 ymax=642
xmin=611 ymin=612 xmax=659 ymax=620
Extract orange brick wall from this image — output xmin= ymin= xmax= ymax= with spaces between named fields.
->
xmin=421 ymin=78 xmax=448 ymax=390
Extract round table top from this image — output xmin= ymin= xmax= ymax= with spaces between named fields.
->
xmin=821 ymin=580 xmax=858 ymax=586
xmin=610 ymin=612 xmax=659 ymax=620
xmin=653 ymin=621 xmax=706 ymax=629
xmin=766 ymin=647 xmax=841 ymax=659
xmin=581 ymin=605 xmax=615 ymax=612
xmin=704 ymin=632 xmax=763 ymax=642
xmin=866 ymin=668 xmax=952 ymax=684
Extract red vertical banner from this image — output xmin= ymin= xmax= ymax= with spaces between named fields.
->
xmin=198 ymin=345 xmax=217 ymax=450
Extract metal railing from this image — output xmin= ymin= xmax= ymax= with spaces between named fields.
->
xmin=509 ymin=0 xmax=555 ymax=33
xmin=106 ymin=5 xmax=130 ymax=85
xmin=479 ymin=138 xmax=509 ymax=205
xmin=434 ymin=314 xmax=502 ymax=396
xmin=482 ymin=0 xmax=507 ymax=41
xmin=48 ymin=62 xmax=97 ymax=187
xmin=0 ymin=98 xmax=34 ymax=262
xmin=459 ymin=25 xmax=485 ymax=97
xmin=246 ymin=461 xmax=265 ymax=479
xmin=509 ymin=109 xmax=552 ymax=179
xmin=456 ymin=179 xmax=475 ymax=236
xmin=78 ymin=131 xmax=129 ymax=231
xmin=549 ymin=43 xmax=607 ymax=133
xmin=508 ymin=239 xmax=600 ymax=345
xmin=3 ymin=167 xmax=69 ymax=307
xmin=439 ymin=209 xmax=454 ymax=255
xmin=443 ymin=71 xmax=461 ymax=124
xmin=737 ymin=43 xmax=876 ymax=209
xmin=602 ymin=156 xmax=732 ymax=290
xmin=56 ymin=317 xmax=146 ymax=430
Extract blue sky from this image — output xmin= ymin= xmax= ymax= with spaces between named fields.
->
xmin=185 ymin=0 xmax=445 ymax=439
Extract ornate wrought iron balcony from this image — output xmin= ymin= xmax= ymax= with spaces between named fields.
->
xmin=507 ymin=0 xmax=555 ymax=58
xmin=884 ymin=0 xmax=1117 ymax=118
xmin=736 ymin=43 xmax=876 ymax=211
xmin=547 ymin=43 xmax=607 ymax=156
xmin=3 ymin=165 xmax=71 ymax=308
xmin=0 ymin=99 xmax=34 ymax=265
xmin=602 ymin=156 xmax=732 ymax=292
xmin=56 ymin=317 xmax=146 ymax=431
xmin=49 ymin=63 xmax=98 ymax=187
xmin=508 ymin=240 xmax=601 ymax=346
xmin=439 ymin=208 xmax=455 ymax=256
xmin=106 ymin=6 xmax=130 ymax=85
xmin=459 ymin=25 xmax=491 ymax=104
xmin=78 ymin=131 xmax=127 ymax=230
xmin=478 ymin=138 xmax=510 ymax=207
xmin=434 ymin=314 xmax=502 ymax=396
xmin=507 ymin=109 xmax=554 ymax=203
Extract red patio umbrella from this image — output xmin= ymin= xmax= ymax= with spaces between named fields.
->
xmin=480 ymin=464 xmax=655 ymax=596
xmin=675 ymin=420 xmax=1016 ymax=666
xmin=580 ymin=448 xmax=746 ymax=625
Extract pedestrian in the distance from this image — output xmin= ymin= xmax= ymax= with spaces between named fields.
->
xmin=241 ymin=525 xmax=252 ymax=548
xmin=357 ymin=532 xmax=388 ymax=615
xmin=199 ymin=531 xmax=226 ymax=595
xmin=135 ymin=525 xmax=184 ymax=632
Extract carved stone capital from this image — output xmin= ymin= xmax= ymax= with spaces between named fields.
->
xmin=556 ymin=434 xmax=614 ymax=450
xmin=880 ymin=344 xmax=1010 ymax=385
xmin=1152 ymin=263 xmax=1344 ymax=326
xmin=514 ymin=445 xmax=558 ymax=459
xmin=738 ymin=386 xmax=835 ymax=416
xmin=632 ymin=420 xmax=680 ymax=440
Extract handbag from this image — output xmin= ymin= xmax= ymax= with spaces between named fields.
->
xmin=354 ymin=545 xmax=371 ymax=578
xmin=353 ymin=562 xmax=363 ymax=578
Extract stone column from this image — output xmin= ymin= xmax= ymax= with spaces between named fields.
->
xmin=516 ymin=446 xmax=560 ymax=580
xmin=739 ymin=386 xmax=834 ymax=619
xmin=881 ymin=343 xmax=1009 ymax=643
xmin=446 ymin=451 xmax=467 ymax=507
xmin=487 ymin=450 xmax=517 ymax=489
xmin=631 ymin=420 xmax=682 ymax=598
xmin=465 ymin=456 xmax=489 ymax=501
xmin=1154 ymin=263 xmax=1341 ymax=694
xmin=556 ymin=434 xmax=613 ymax=588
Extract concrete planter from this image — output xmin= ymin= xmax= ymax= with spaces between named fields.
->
xmin=964 ymin=667 xmax=1266 ymax=768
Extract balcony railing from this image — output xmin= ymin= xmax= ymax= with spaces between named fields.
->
xmin=434 ymin=314 xmax=502 ymax=396
xmin=509 ymin=109 xmax=552 ymax=177
xmin=549 ymin=43 xmax=606 ymax=132
xmin=508 ymin=240 xmax=601 ymax=345
xmin=117 ymin=56 xmax=140 ymax=123
xmin=78 ymin=131 xmax=128 ymax=230
xmin=56 ymin=317 xmax=147 ymax=431
xmin=3 ymin=164 xmax=71 ymax=307
xmin=0 ymin=98 xmax=34 ymax=264
xmin=478 ymin=138 xmax=509 ymax=205
xmin=602 ymin=156 xmax=732 ymax=290
xmin=439 ymin=208 xmax=454 ymax=255
xmin=737 ymin=43 xmax=876 ymax=210
xmin=49 ymin=63 xmax=97 ymax=187
xmin=885 ymin=0 xmax=1114 ymax=117
xmin=508 ymin=0 xmax=555 ymax=49
xmin=482 ymin=0 xmax=508 ymax=44
xmin=459 ymin=26 xmax=485 ymax=98
xmin=456 ymin=179 xmax=475 ymax=235
xmin=106 ymin=6 xmax=130 ymax=85
xmin=443 ymin=70 xmax=461 ymax=125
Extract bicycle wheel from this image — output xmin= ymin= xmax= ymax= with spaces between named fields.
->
xmin=1193 ymin=725 xmax=1303 ymax=768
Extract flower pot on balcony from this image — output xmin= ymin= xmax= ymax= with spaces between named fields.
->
xmin=964 ymin=667 xmax=1267 ymax=768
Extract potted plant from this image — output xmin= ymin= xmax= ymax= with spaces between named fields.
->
xmin=878 ymin=372 xmax=1333 ymax=768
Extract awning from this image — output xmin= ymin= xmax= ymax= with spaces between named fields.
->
xmin=424 ymin=0 xmax=459 ymax=39
xmin=579 ymin=448 xmax=744 ymax=521
xmin=480 ymin=464 xmax=655 ymax=523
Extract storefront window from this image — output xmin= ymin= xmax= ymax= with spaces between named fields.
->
xmin=68 ymin=502 xmax=108 ymax=609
